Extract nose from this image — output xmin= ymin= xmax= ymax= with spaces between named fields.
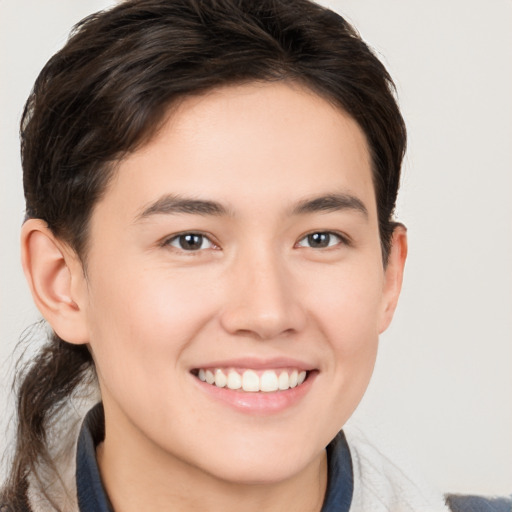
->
xmin=219 ymin=247 xmax=307 ymax=340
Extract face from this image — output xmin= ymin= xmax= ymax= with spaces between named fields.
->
xmin=77 ymin=82 xmax=404 ymax=484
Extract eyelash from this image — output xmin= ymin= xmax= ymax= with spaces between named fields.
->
xmin=162 ymin=232 xmax=218 ymax=252
xmin=162 ymin=230 xmax=350 ymax=253
xmin=296 ymin=231 xmax=351 ymax=250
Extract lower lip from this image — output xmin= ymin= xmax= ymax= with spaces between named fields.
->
xmin=192 ymin=372 xmax=317 ymax=415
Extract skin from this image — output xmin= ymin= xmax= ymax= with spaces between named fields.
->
xmin=21 ymin=82 xmax=407 ymax=512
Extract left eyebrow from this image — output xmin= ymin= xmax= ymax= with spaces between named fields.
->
xmin=291 ymin=193 xmax=368 ymax=218
xmin=135 ymin=194 xmax=230 ymax=221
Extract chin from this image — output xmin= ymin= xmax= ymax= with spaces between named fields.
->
xmin=200 ymin=455 xmax=314 ymax=486
xmin=184 ymin=429 xmax=327 ymax=486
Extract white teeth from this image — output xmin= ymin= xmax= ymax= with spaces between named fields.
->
xmin=227 ymin=370 xmax=242 ymax=390
xmin=289 ymin=370 xmax=298 ymax=388
xmin=205 ymin=370 xmax=215 ymax=384
xmin=278 ymin=371 xmax=289 ymax=390
xmin=242 ymin=370 xmax=260 ymax=392
xmin=260 ymin=370 xmax=279 ymax=392
xmin=214 ymin=369 xmax=227 ymax=388
xmin=196 ymin=367 xmax=309 ymax=392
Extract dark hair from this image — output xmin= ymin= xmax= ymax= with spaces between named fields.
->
xmin=4 ymin=0 xmax=406 ymax=507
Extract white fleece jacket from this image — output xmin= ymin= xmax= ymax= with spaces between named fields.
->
xmin=344 ymin=425 xmax=450 ymax=511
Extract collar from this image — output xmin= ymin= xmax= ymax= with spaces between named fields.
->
xmin=75 ymin=403 xmax=113 ymax=512
xmin=75 ymin=404 xmax=353 ymax=512
xmin=322 ymin=429 xmax=353 ymax=511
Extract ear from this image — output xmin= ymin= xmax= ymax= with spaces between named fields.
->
xmin=378 ymin=224 xmax=408 ymax=334
xmin=21 ymin=219 xmax=89 ymax=344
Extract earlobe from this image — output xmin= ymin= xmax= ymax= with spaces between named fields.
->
xmin=21 ymin=219 xmax=89 ymax=344
xmin=378 ymin=224 xmax=408 ymax=334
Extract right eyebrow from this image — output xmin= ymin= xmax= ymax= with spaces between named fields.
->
xmin=135 ymin=194 xmax=230 ymax=222
xmin=291 ymin=193 xmax=368 ymax=218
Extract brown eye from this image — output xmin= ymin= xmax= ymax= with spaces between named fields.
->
xmin=297 ymin=232 xmax=344 ymax=249
xmin=167 ymin=233 xmax=214 ymax=251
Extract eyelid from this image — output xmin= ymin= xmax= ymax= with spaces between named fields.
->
xmin=295 ymin=230 xmax=352 ymax=249
xmin=159 ymin=229 xmax=350 ymax=252
xmin=161 ymin=231 xmax=220 ymax=251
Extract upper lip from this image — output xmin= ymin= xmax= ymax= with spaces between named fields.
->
xmin=190 ymin=356 xmax=316 ymax=372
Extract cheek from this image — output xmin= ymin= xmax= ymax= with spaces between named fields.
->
xmin=90 ymin=254 xmax=215 ymax=329
xmin=303 ymin=258 xmax=383 ymax=414
xmin=305 ymin=256 xmax=385 ymax=342
xmin=85 ymin=259 xmax=219 ymax=389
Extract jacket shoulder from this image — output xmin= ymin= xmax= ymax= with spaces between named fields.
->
xmin=446 ymin=494 xmax=512 ymax=512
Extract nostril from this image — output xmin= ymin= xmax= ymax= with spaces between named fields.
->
xmin=219 ymin=308 xmax=304 ymax=341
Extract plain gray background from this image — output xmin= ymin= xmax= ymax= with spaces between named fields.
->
xmin=1 ymin=0 xmax=511 ymax=495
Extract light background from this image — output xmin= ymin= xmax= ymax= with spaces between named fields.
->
xmin=1 ymin=0 xmax=511 ymax=496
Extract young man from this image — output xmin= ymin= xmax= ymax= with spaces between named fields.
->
xmin=2 ymin=1 xmax=509 ymax=511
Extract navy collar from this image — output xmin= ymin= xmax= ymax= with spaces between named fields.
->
xmin=323 ymin=429 xmax=353 ymax=512
xmin=75 ymin=403 xmax=113 ymax=512
xmin=75 ymin=403 xmax=353 ymax=512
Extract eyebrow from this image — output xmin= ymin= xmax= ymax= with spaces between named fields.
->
xmin=135 ymin=192 xmax=368 ymax=222
xmin=291 ymin=193 xmax=368 ymax=218
xmin=136 ymin=194 xmax=229 ymax=221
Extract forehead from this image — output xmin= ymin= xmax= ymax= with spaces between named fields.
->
xmin=96 ymin=82 xmax=376 ymax=222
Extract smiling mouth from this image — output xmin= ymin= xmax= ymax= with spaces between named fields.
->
xmin=191 ymin=368 xmax=310 ymax=392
